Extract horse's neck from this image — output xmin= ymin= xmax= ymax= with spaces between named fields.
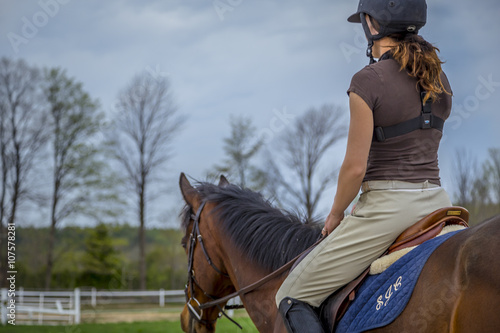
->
xmin=221 ymin=241 xmax=284 ymax=333
xmin=242 ymin=281 xmax=283 ymax=333
xmin=222 ymin=239 xmax=276 ymax=288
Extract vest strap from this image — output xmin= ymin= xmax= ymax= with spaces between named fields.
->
xmin=373 ymin=87 xmax=444 ymax=142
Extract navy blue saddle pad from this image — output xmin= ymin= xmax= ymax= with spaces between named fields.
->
xmin=335 ymin=230 xmax=463 ymax=333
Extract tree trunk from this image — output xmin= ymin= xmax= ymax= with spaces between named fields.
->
xmin=1 ymin=148 xmax=21 ymax=287
xmin=45 ymin=178 xmax=59 ymax=290
xmin=45 ymin=220 xmax=56 ymax=290
xmin=306 ymin=169 xmax=313 ymax=223
xmin=8 ymin=151 xmax=20 ymax=226
xmin=138 ymin=182 xmax=146 ymax=290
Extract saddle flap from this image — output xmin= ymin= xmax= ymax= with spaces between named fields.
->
xmin=320 ymin=268 xmax=370 ymax=332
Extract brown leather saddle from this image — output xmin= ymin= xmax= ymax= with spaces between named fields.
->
xmin=319 ymin=206 xmax=469 ymax=332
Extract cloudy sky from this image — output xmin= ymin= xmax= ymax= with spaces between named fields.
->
xmin=1 ymin=0 xmax=499 ymax=227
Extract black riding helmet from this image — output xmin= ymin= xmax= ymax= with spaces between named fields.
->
xmin=348 ymin=0 xmax=427 ymax=63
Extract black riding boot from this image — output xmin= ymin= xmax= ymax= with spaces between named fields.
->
xmin=278 ymin=297 xmax=325 ymax=333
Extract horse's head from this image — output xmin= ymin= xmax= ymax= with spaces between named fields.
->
xmin=179 ymin=173 xmax=235 ymax=333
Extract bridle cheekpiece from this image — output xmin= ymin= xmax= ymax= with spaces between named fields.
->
xmin=184 ymin=200 xmax=242 ymax=329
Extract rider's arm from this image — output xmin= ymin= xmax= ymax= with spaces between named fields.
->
xmin=323 ymin=92 xmax=373 ymax=235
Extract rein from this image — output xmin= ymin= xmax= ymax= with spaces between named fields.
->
xmin=185 ymin=200 xmax=324 ymax=328
xmin=199 ymin=236 xmax=324 ymax=309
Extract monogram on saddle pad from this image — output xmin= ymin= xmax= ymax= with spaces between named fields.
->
xmin=320 ymin=206 xmax=469 ymax=332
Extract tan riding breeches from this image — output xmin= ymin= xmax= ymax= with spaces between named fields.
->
xmin=275 ymin=180 xmax=452 ymax=308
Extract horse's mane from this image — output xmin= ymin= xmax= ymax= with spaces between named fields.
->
xmin=181 ymin=182 xmax=322 ymax=272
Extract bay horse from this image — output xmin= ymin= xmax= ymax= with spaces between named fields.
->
xmin=179 ymin=173 xmax=500 ymax=333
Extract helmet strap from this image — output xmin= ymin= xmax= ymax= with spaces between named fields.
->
xmin=366 ymin=41 xmax=375 ymax=64
xmin=360 ymin=13 xmax=384 ymax=65
xmin=361 ymin=14 xmax=376 ymax=64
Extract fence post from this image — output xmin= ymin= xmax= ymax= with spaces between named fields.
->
xmin=38 ymin=293 xmax=44 ymax=324
xmin=91 ymin=287 xmax=97 ymax=308
xmin=159 ymin=289 xmax=165 ymax=307
xmin=227 ymin=297 xmax=234 ymax=317
xmin=1 ymin=288 xmax=7 ymax=325
xmin=74 ymin=288 xmax=80 ymax=324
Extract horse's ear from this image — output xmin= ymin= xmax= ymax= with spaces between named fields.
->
xmin=218 ymin=175 xmax=230 ymax=187
xmin=179 ymin=173 xmax=201 ymax=209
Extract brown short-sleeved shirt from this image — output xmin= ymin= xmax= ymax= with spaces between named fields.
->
xmin=347 ymin=57 xmax=452 ymax=185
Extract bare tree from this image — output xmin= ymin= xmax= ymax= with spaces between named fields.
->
xmin=452 ymin=148 xmax=477 ymax=207
xmin=484 ymin=148 xmax=500 ymax=204
xmin=267 ymin=105 xmax=347 ymax=222
xmin=452 ymin=147 xmax=500 ymax=225
xmin=43 ymin=68 xmax=111 ymax=289
xmin=209 ymin=115 xmax=265 ymax=189
xmin=111 ymin=72 xmax=184 ymax=289
xmin=0 ymin=58 xmax=49 ymax=286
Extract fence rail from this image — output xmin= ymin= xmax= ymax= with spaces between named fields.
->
xmin=1 ymin=288 xmax=81 ymax=325
xmin=1 ymin=288 xmax=187 ymax=326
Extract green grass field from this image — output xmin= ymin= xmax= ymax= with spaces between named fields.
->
xmin=0 ymin=317 xmax=259 ymax=333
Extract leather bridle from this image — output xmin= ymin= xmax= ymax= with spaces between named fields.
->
xmin=184 ymin=200 xmax=242 ymax=329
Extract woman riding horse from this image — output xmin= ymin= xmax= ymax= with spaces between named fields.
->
xmin=275 ymin=0 xmax=455 ymax=332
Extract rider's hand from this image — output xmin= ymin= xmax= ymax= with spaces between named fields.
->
xmin=322 ymin=212 xmax=344 ymax=237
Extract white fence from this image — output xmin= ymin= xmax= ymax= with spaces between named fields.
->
xmin=1 ymin=288 xmax=185 ymax=326
xmin=1 ymin=288 xmax=81 ymax=325
xmin=81 ymin=288 xmax=185 ymax=307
